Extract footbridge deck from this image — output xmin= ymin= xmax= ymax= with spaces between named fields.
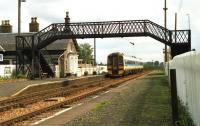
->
xmin=16 ymin=20 xmax=191 ymax=79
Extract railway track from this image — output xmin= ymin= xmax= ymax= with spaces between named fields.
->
xmin=0 ymin=78 xmax=106 ymax=112
xmin=0 ymin=71 xmax=150 ymax=126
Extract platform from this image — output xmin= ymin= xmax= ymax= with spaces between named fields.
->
xmin=0 ymin=75 xmax=103 ymax=98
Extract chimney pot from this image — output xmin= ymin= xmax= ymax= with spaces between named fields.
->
xmin=29 ymin=17 xmax=39 ymax=32
xmin=34 ymin=17 xmax=37 ymax=22
xmin=65 ymin=11 xmax=70 ymax=24
xmin=31 ymin=17 xmax=34 ymax=22
xmin=1 ymin=20 xmax=12 ymax=33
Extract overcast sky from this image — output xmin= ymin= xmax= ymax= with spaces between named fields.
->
xmin=0 ymin=0 xmax=199 ymax=63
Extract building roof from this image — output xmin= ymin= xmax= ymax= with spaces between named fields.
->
xmin=0 ymin=33 xmax=79 ymax=52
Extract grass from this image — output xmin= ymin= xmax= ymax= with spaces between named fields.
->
xmin=92 ymin=100 xmax=111 ymax=111
xmin=0 ymin=74 xmax=27 ymax=83
xmin=138 ymin=75 xmax=172 ymax=125
xmin=177 ymin=100 xmax=195 ymax=126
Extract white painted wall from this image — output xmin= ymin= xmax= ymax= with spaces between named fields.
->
xmin=169 ymin=51 xmax=200 ymax=126
xmin=67 ymin=54 xmax=78 ymax=75
xmin=0 ymin=65 xmax=15 ymax=78
xmin=55 ymin=64 xmax=107 ymax=77
xmin=77 ymin=67 xmax=97 ymax=76
xmin=96 ymin=65 xmax=107 ymax=74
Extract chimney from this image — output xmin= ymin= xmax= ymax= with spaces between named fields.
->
xmin=65 ymin=12 xmax=70 ymax=24
xmin=29 ymin=17 xmax=39 ymax=32
xmin=0 ymin=20 xmax=12 ymax=33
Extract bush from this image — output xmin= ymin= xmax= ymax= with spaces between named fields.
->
xmin=93 ymin=71 xmax=97 ymax=75
xmin=16 ymin=73 xmax=26 ymax=79
xmin=84 ymin=71 xmax=88 ymax=76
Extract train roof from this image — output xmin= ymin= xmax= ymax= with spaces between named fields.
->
xmin=108 ymin=52 xmax=123 ymax=56
xmin=108 ymin=52 xmax=143 ymax=62
xmin=123 ymin=55 xmax=143 ymax=62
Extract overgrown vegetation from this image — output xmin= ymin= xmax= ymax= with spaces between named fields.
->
xmin=0 ymin=76 xmax=10 ymax=81
xmin=15 ymin=73 xmax=26 ymax=79
xmin=177 ymin=100 xmax=195 ymax=126
xmin=92 ymin=100 xmax=110 ymax=111
xmin=0 ymin=74 xmax=26 ymax=82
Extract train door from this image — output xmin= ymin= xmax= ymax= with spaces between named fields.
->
xmin=112 ymin=54 xmax=118 ymax=75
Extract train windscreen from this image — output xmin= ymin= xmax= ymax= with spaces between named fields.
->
xmin=112 ymin=56 xmax=118 ymax=69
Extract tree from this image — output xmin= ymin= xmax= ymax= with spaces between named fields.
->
xmin=78 ymin=43 xmax=93 ymax=63
xmin=154 ymin=61 xmax=159 ymax=66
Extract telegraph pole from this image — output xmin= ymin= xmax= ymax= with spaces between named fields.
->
xmin=175 ymin=13 xmax=177 ymax=43
xmin=163 ymin=0 xmax=168 ymax=62
xmin=94 ymin=38 xmax=96 ymax=66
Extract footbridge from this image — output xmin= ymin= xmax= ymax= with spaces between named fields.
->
xmin=16 ymin=20 xmax=191 ymax=79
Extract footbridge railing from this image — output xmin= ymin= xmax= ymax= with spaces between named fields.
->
xmin=16 ymin=19 xmax=191 ymax=79
xmin=35 ymin=20 xmax=190 ymax=49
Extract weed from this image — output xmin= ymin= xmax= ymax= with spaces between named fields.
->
xmin=93 ymin=100 xmax=110 ymax=111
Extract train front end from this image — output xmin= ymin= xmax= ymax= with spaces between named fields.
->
xmin=107 ymin=53 xmax=124 ymax=77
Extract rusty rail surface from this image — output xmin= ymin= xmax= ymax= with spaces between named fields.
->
xmin=0 ymin=71 xmax=150 ymax=126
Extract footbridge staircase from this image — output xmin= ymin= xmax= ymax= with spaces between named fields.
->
xmin=16 ymin=20 xmax=191 ymax=79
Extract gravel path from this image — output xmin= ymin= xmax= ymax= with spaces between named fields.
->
xmin=65 ymin=71 xmax=172 ymax=126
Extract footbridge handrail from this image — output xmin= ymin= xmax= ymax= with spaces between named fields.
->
xmin=34 ymin=20 xmax=190 ymax=49
xmin=16 ymin=19 xmax=191 ymax=79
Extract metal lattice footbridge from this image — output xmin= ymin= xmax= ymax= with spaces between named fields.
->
xmin=16 ymin=20 xmax=191 ymax=79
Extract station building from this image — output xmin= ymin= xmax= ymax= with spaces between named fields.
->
xmin=0 ymin=15 xmax=79 ymax=78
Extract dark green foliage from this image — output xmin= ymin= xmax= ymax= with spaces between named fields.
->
xmin=143 ymin=62 xmax=164 ymax=70
xmin=78 ymin=43 xmax=93 ymax=63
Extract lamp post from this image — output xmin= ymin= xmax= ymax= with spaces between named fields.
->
xmin=18 ymin=0 xmax=26 ymax=35
xmin=163 ymin=0 xmax=168 ymax=62
xmin=186 ymin=14 xmax=190 ymax=30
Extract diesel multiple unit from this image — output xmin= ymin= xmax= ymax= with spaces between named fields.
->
xmin=107 ymin=52 xmax=143 ymax=77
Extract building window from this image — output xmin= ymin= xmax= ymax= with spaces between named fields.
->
xmin=0 ymin=54 xmax=3 ymax=62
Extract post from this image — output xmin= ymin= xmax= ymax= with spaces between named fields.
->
xmin=175 ymin=13 xmax=177 ymax=43
xmin=18 ymin=0 xmax=26 ymax=35
xmin=18 ymin=0 xmax=21 ymax=35
xmin=170 ymin=69 xmax=178 ymax=125
xmin=187 ymin=14 xmax=190 ymax=30
xmin=31 ymin=36 xmax=35 ymax=79
xmin=163 ymin=0 xmax=168 ymax=62
xmin=15 ymin=36 xmax=18 ymax=76
xmin=94 ymin=38 xmax=96 ymax=66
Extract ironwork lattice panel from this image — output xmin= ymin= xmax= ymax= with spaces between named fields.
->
xmin=171 ymin=30 xmax=190 ymax=43
xmin=15 ymin=19 xmax=191 ymax=79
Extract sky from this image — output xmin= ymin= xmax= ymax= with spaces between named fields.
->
xmin=0 ymin=0 xmax=199 ymax=63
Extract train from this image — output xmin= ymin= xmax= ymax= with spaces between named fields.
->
xmin=107 ymin=52 xmax=143 ymax=77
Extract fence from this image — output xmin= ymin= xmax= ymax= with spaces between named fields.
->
xmin=169 ymin=51 xmax=200 ymax=126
